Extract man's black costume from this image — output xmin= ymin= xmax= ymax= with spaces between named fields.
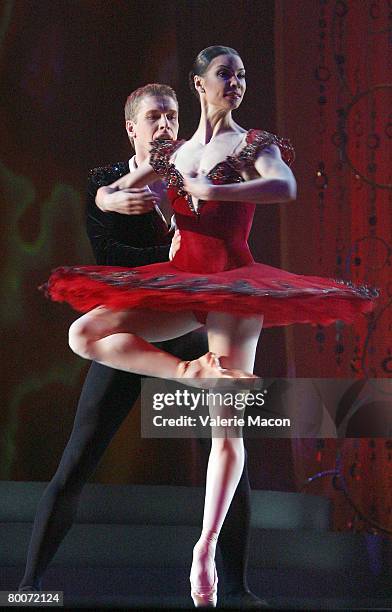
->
xmin=19 ymin=162 xmax=252 ymax=596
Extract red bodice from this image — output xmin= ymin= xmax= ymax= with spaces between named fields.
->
xmin=169 ymin=190 xmax=255 ymax=273
xmin=149 ymin=129 xmax=294 ymax=274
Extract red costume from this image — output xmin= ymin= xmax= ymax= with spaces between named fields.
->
xmin=43 ymin=130 xmax=378 ymax=326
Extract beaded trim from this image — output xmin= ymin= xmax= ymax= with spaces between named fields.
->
xmin=149 ymin=139 xmax=186 ymax=192
xmin=50 ymin=267 xmax=379 ymax=300
xmin=331 ymin=277 xmax=379 ymax=298
xmin=149 ymin=138 xmax=199 ymax=214
xmin=226 ymin=129 xmax=295 ymax=170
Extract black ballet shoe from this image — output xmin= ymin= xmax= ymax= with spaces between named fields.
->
xmin=18 ymin=577 xmax=42 ymax=592
xmin=222 ymin=588 xmax=270 ymax=609
xmin=18 ymin=586 xmax=40 ymax=593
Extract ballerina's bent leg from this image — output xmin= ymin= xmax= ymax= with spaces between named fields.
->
xmin=68 ymin=306 xmax=258 ymax=382
xmin=68 ymin=306 xmax=203 ymax=378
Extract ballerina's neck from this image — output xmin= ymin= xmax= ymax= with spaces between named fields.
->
xmin=195 ymin=110 xmax=241 ymax=145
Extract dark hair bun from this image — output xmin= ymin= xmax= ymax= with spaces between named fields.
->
xmin=189 ymin=45 xmax=240 ymax=97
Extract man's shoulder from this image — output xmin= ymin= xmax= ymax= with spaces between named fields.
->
xmin=88 ymin=161 xmax=129 ymax=189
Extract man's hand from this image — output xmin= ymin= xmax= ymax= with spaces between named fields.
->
xmin=96 ymin=186 xmax=159 ymax=215
xmin=169 ymin=229 xmax=181 ymax=260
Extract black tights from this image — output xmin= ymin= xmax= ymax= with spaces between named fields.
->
xmin=19 ymin=338 xmax=251 ymax=593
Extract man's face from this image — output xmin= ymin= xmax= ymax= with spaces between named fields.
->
xmin=126 ymin=95 xmax=179 ymax=153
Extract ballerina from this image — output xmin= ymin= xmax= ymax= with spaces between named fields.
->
xmin=43 ymin=45 xmax=378 ymax=607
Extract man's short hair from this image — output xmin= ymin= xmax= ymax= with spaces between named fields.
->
xmin=124 ymin=83 xmax=178 ymax=122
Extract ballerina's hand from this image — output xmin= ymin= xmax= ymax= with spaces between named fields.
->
xmin=182 ymin=172 xmax=214 ymax=200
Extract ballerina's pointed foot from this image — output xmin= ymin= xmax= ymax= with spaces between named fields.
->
xmin=190 ymin=561 xmax=218 ymax=608
xmin=175 ymin=351 xmax=259 ymax=389
xmin=190 ymin=535 xmax=219 ymax=607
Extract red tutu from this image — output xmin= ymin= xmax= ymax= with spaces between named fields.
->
xmin=42 ymin=260 xmax=377 ymax=328
xmin=42 ymin=130 xmax=379 ymax=327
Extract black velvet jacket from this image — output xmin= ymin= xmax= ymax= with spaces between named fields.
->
xmin=86 ymin=161 xmax=171 ymax=267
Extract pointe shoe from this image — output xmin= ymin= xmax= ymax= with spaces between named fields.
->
xmin=190 ymin=561 xmax=218 ymax=607
xmin=175 ymin=352 xmax=259 ymax=389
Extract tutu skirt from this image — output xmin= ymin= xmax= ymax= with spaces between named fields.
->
xmin=42 ymin=260 xmax=378 ymax=328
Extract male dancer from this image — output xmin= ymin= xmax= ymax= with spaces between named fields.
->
xmin=19 ymin=83 xmax=266 ymax=608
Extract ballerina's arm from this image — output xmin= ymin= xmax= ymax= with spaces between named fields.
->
xmin=110 ymin=159 xmax=158 ymax=189
xmin=183 ymin=144 xmax=297 ymax=205
xmin=95 ymin=160 xmax=160 ymax=213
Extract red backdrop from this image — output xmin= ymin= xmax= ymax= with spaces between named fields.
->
xmin=276 ymin=0 xmax=391 ymax=532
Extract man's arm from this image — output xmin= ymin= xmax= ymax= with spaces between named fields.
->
xmin=95 ymin=159 xmax=161 ymax=214
xmin=86 ymin=171 xmax=171 ymax=267
xmin=95 ymin=185 xmax=158 ymax=215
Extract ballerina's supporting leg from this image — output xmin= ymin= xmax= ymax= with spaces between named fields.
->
xmin=190 ymin=311 xmax=263 ymax=607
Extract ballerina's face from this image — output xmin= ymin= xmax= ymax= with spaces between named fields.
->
xmin=197 ymin=54 xmax=246 ymax=110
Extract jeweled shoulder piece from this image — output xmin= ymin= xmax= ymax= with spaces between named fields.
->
xmin=207 ymin=162 xmax=244 ymax=185
xmin=226 ymin=129 xmax=295 ymax=171
xmin=149 ymin=138 xmax=185 ymax=181
xmin=89 ymin=162 xmax=129 ymax=188
xmin=149 ymin=138 xmax=203 ymax=216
